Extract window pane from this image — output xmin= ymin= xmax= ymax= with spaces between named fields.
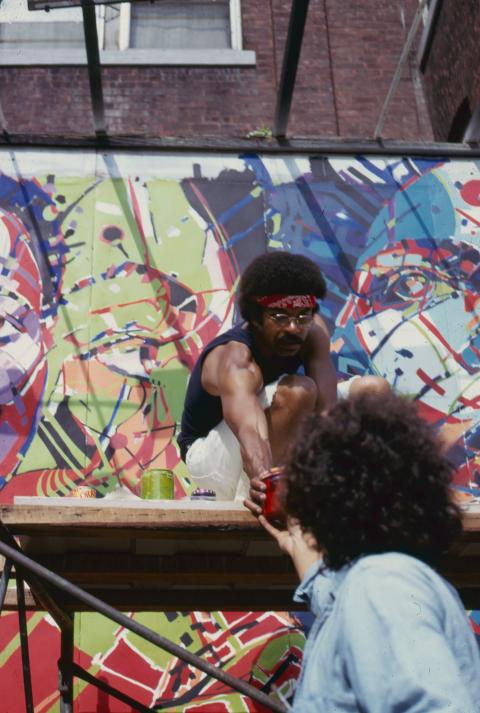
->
xmin=130 ymin=1 xmax=231 ymax=50
xmin=0 ymin=0 xmax=82 ymax=22
xmin=0 ymin=0 xmax=85 ymax=49
xmin=0 ymin=22 xmax=85 ymax=48
xmin=103 ymin=4 xmax=122 ymax=51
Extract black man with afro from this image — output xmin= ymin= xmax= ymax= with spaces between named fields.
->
xmin=178 ymin=251 xmax=389 ymax=510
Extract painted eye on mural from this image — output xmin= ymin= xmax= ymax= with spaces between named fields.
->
xmin=385 ymin=270 xmax=433 ymax=302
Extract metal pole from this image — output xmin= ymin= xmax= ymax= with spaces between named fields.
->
xmin=0 ymin=539 xmax=286 ymax=713
xmin=81 ymin=0 xmax=107 ymax=139
xmin=418 ymin=0 xmax=443 ymax=72
xmin=1 ymin=134 xmax=480 ymax=156
xmin=374 ymin=0 xmax=429 ymax=140
xmin=0 ymin=96 xmax=9 ymax=142
xmin=0 ymin=523 xmax=73 ymax=633
xmin=58 ymin=621 xmax=75 ymax=713
xmin=72 ymin=664 xmax=152 ymax=713
xmin=0 ymin=559 xmax=13 ymax=612
xmin=30 ymin=0 xmax=134 ymax=9
xmin=274 ymin=0 xmax=311 ymax=138
xmin=16 ymin=573 xmax=34 ymax=713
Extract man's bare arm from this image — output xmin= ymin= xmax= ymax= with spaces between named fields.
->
xmin=259 ymin=516 xmax=323 ymax=581
xmin=202 ymin=341 xmax=272 ymax=484
xmin=304 ymin=315 xmax=337 ymax=413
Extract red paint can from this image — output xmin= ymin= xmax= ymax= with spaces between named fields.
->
xmin=262 ymin=466 xmax=286 ymax=527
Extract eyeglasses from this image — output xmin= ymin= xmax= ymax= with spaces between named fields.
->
xmin=266 ymin=312 xmax=314 ymax=327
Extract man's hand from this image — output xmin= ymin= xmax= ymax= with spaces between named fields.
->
xmin=259 ymin=515 xmax=322 ymax=580
xmin=243 ymin=470 xmax=269 ymax=516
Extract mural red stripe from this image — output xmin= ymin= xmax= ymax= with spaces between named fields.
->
xmin=416 ymin=368 xmax=446 ymax=395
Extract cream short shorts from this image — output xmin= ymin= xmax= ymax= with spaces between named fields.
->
xmin=185 ymin=376 xmax=359 ymax=501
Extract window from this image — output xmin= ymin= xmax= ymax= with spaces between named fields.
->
xmin=0 ymin=0 xmax=85 ymax=49
xmin=0 ymin=0 xmax=254 ymax=66
xmin=130 ymin=2 xmax=231 ymax=50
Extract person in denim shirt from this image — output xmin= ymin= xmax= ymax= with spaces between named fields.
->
xmin=261 ymin=392 xmax=480 ymax=712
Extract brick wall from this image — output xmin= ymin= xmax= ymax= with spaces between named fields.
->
xmin=0 ymin=0 xmax=431 ymax=140
xmin=421 ymin=0 xmax=480 ymax=141
xmin=326 ymin=0 xmax=429 ymax=139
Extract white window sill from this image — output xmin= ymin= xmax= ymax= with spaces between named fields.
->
xmin=0 ymin=48 xmax=256 ymax=67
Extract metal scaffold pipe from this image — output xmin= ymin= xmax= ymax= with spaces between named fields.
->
xmin=0 ymin=538 xmax=287 ymax=712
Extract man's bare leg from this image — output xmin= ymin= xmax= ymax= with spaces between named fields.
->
xmin=348 ymin=375 xmax=391 ymax=398
xmin=266 ymin=374 xmax=318 ymax=466
xmin=266 ymin=374 xmax=390 ymax=465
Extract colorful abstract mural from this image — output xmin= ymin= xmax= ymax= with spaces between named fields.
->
xmin=0 ymin=150 xmax=479 ymax=711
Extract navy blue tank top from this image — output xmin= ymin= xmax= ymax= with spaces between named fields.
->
xmin=177 ymin=322 xmax=303 ymax=461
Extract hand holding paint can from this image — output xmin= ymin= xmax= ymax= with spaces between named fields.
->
xmin=262 ymin=466 xmax=286 ymax=528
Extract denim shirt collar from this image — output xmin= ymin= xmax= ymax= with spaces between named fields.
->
xmin=293 ymin=558 xmax=353 ymax=620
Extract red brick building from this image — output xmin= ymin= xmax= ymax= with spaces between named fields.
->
xmin=0 ymin=0 xmax=435 ymax=141
xmin=420 ymin=0 xmax=480 ymax=142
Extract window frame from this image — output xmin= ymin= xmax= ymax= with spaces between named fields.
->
xmin=0 ymin=0 xmax=255 ymax=67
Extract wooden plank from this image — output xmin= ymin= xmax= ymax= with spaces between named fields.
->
xmin=438 ymin=555 xmax=480 ymax=586
xmin=3 ymin=500 xmax=479 ymax=531
xmin=2 ymin=586 xmax=300 ymax=612
xmin=1 ymin=501 xmax=259 ymax=533
xmin=457 ymin=589 xmax=480 ymax=610
xmin=4 ymin=580 xmax=480 ymax=613
xmin=11 ymin=497 xmax=251 ymax=511
xmin=12 ymin=549 xmax=480 ymax=589
xmin=462 ymin=510 xmax=480 ymax=537
xmin=2 ymin=500 xmax=480 ymax=612
xmin=25 ymin=552 xmax=295 ymax=586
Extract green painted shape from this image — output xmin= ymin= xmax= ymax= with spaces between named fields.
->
xmin=19 ymin=428 xmax=61 ymax=472
xmin=125 ymin=612 xmax=206 ymax=669
xmin=147 ymin=180 xmax=210 ymax=289
xmin=90 ymin=470 xmax=120 ymax=495
xmin=0 ymin=612 xmax=45 ymax=667
xmin=75 ymin=612 xmax=123 ymax=657
xmin=252 ymin=630 xmax=305 ymax=676
xmin=150 ymin=363 xmax=190 ymax=423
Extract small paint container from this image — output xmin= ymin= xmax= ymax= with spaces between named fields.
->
xmin=262 ymin=466 xmax=286 ymax=527
xmin=190 ymin=488 xmax=216 ymax=501
xmin=70 ymin=486 xmax=97 ymax=499
xmin=141 ymin=469 xmax=174 ymax=500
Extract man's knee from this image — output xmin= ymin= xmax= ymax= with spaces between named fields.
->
xmin=350 ymin=375 xmax=391 ymax=398
xmin=272 ymin=374 xmax=318 ymax=412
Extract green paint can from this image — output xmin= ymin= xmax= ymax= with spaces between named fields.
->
xmin=140 ymin=469 xmax=174 ymax=500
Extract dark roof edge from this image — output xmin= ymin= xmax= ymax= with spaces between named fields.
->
xmin=1 ymin=133 xmax=480 ymax=157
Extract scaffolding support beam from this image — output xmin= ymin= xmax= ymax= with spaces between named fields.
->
xmin=72 ymin=664 xmax=153 ymax=713
xmin=374 ymin=0 xmax=428 ymax=140
xmin=81 ymin=0 xmax=107 ymax=139
xmin=0 ymin=522 xmax=73 ymax=632
xmin=16 ymin=573 xmax=34 ymax=713
xmin=274 ymin=0 xmax=311 ymax=138
xmin=0 ymin=537 xmax=286 ymax=713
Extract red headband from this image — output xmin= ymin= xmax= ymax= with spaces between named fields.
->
xmin=255 ymin=294 xmax=317 ymax=309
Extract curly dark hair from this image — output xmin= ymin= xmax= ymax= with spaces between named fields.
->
xmin=286 ymin=392 xmax=462 ymax=570
xmin=238 ymin=251 xmax=326 ymax=323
